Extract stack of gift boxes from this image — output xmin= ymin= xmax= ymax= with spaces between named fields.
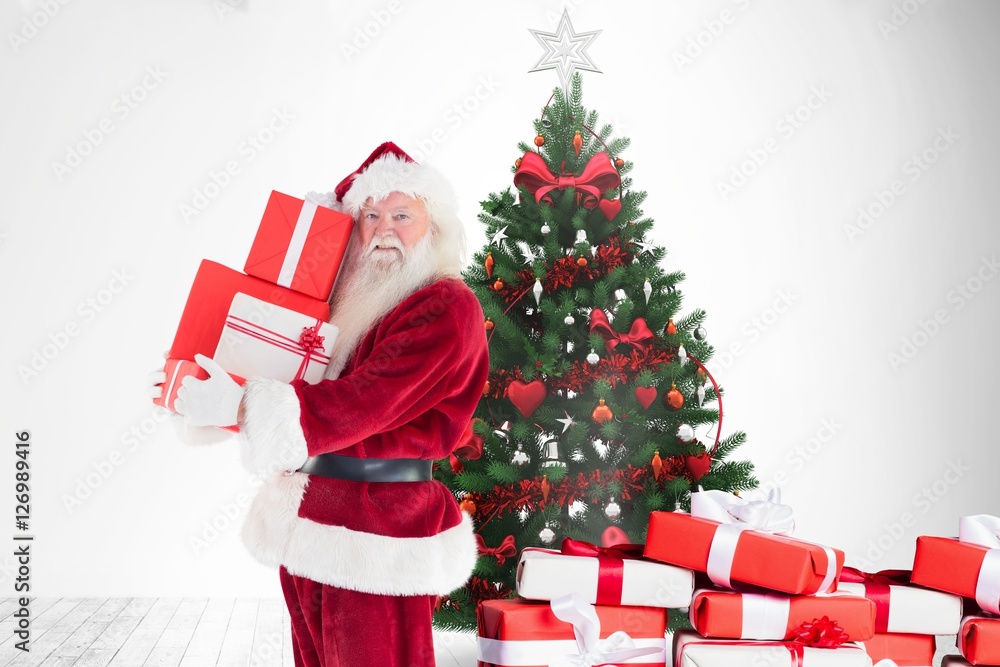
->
xmin=476 ymin=490 xmax=1000 ymax=667
xmin=153 ymin=191 xmax=354 ymax=430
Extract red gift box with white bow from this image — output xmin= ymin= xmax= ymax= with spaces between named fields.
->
xmin=644 ymin=490 xmax=844 ymax=596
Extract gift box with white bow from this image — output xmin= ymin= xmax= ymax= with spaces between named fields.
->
xmin=911 ymin=515 xmax=1000 ymax=617
xmin=212 ymin=292 xmax=338 ymax=384
xmin=688 ymin=587 xmax=876 ymax=642
xmin=476 ymin=594 xmax=667 ymax=667
xmin=958 ymin=613 xmax=1000 ymax=665
xmin=643 ymin=489 xmax=844 ymax=596
xmin=516 ymin=538 xmax=694 ymax=608
xmin=857 ymin=632 xmax=935 ymax=667
xmin=672 ymin=628 xmax=873 ymax=667
xmin=837 ymin=567 xmax=963 ymax=635
xmin=243 ymin=190 xmax=354 ymax=301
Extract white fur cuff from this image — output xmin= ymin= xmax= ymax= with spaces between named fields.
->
xmin=239 ymin=377 xmax=309 ymax=477
xmin=240 ymin=473 xmax=480 ymax=596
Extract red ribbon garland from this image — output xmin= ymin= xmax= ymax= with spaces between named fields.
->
xmin=587 ymin=308 xmax=655 ymax=353
xmin=839 ymin=567 xmax=912 ymax=633
xmin=560 ymin=537 xmax=645 ymax=605
xmin=513 ymin=151 xmax=621 ymax=209
xmin=476 ymin=534 xmax=517 ymax=566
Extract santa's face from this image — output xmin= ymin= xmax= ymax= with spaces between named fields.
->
xmin=356 ymin=191 xmax=430 ymax=268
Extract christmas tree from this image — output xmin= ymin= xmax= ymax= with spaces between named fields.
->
xmin=433 ymin=73 xmax=759 ymax=632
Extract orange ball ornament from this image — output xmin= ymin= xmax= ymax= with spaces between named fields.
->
xmin=459 ymin=498 xmax=477 ymax=514
xmin=614 ymin=157 xmax=625 ymax=168
xmin=576 ymin=255 xmax=588 ymax=267
xmin=515 ymin=157 xmax=522 ymax=169
xmin=493 ymin=278 xmax=504 ymax=291
xmin=534 ymin=134 xmax=545 ymax=147
xmin=665 ymin=318 xmax=677 ymax=335
xmin=664 ymin=383 xmax=685 ymax=410
xmin=592 ymin=398 xmax=614 ymax=424
xmin=484 ymin=318 xmax=494 ymax=332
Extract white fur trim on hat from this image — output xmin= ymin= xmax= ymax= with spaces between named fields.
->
xmin=340 ymin=153 xmax=457 ymax=219
xmin=240 ymin=473 xmax=479 ymax=596
xmin=238 ymin=377 xmax=309 ymax=477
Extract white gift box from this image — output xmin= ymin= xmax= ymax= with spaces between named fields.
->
xmin=837 ymin=581 xmax=963 ymax=635
xmin=673 ymin=629 xmax=873 ymax=667
xmin=213 ymin=291 xmax=337 ymax=384
xmin=516 ymin=545 xmax=694 ymax=608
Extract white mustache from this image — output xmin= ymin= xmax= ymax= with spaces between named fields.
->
xmin=368 ymin=235 xmax=403 ymax=254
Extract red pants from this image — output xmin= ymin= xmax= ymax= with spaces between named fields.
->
xmin=279 ymin=565 xmax=437 ymax=667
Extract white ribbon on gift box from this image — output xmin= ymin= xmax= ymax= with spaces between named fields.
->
xmin=959 ymin=514 xmax=1000 ymax=615
xmin=476 ymin=593 xmax=665 ymax=667
xmin=690 ymin=488 xmax=837 ymax=593
xmin=277 ymin=199 xmax=319 ymax=289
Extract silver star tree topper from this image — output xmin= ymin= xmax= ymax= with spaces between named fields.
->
xmin=528 ymin=8 xmax=602 ymax=93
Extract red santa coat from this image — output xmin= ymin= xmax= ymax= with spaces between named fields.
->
xmin=236 ymin=276 xmax=489 ymax=596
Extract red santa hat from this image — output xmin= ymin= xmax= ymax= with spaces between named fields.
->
xmin=333 ymin=141 xmax=458 ymax=221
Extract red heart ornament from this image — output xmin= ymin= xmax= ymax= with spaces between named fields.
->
xmin=598 ymin=199 xmax=621 ymax=221
xmin=601 ymin=526 xmax=632 ymax=548
xmin=506 ymin=379 xmax=547 ymax=418
xmin=634 ymin=386 xmax=657 ymax=410
xmin=685 ymin=453 xmax=712 ymax=481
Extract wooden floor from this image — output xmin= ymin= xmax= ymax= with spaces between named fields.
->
xmin=0 ymin=598 xmax=479 ymax=667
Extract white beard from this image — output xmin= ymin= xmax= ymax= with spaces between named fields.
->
xmin=321 ymin=228 xmax=441 ymax=381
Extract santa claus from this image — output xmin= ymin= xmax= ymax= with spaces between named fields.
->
xmin=146 ymin=142 xmax=489 ymax=666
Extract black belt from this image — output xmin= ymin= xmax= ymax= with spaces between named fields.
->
xmin=295 ymin=453 xmax=433 ymax=482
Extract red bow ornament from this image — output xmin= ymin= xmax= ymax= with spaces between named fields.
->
xmin=513 ymin=151 xmax=621 ymax=209
xmin=588 ymin=308 xmax=655 ymax=353
xmin=476 ymin=534 xmax=517 ymax=566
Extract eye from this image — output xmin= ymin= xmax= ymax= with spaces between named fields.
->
xmin=364 ymin=212 xmax=378 ymax=220
xmin=395 ymin=213 xmax=409 ymax=220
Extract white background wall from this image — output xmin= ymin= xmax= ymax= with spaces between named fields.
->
xmin=2 ymin=0 xmax=998 ymax=597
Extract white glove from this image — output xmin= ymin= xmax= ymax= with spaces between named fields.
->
xmin=175 ymin=354 xmax=244 ymax=427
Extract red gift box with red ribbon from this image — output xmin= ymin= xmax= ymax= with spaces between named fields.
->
xmin=859 ymin=632 xmax=935 ymax=666
xmin=837 ymin=567 xmax=962 ymax=635
xmin=959 ymin=613 xmax=1000 ymax=665
xmin=168 ymin=259 xmax=330 ymax=362
xmin=243 ymin=190 xmax=354 ymax=301
xmin=153 ymin=358 xmax=245 ymax=433
xmin=644 ymin=510 xmax=844 ymax=596
xmin=689 ymin=588 xmax=876 ymax=642
xmin=516 ymin=538 xmax=693 ymax=608
xmin=476 ymin=597 xmax=666 ymax=667
xmin=672 ymin=628 xmax=872 ymax=667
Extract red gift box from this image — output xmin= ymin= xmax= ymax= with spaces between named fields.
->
xmin=244 ymin=190 xmax=354 ymax=301
xmin=644 ymin=511 xmax=844 ymax=595
xmin=168 ymin=259 xmax=330 ymax=361
xmin=152 ymin=358 xmax=245 ymax=433
xmin=859 ymin=632 xmax=935 ymax=666
xmin=912 ymin=535 xmax=1000 ymax=615
xmin=960 ymin=614 xmax=1000 ymax=665
xmin=689 ymin=588 xmax=876 ymax=641
xmin=476 ymin=598 xmax=666 ymax=667
xmin=838 ymin=567 xmax=963 ymax=635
